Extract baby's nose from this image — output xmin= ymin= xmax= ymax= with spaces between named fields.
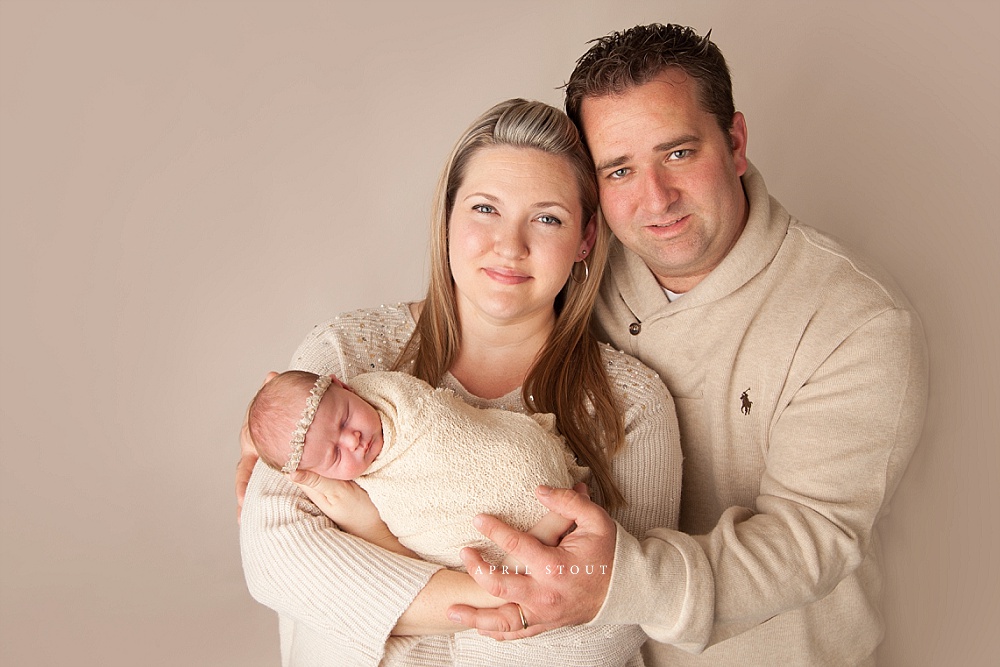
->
xmin=347 ymin=431 xmax=363 ymax=450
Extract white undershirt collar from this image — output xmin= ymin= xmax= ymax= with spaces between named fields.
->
xmin=663 ymin=287 xmax=684 ymax=302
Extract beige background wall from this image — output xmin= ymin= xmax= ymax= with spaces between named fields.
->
xmin=1 ymin=1 xmax=997 ymax=665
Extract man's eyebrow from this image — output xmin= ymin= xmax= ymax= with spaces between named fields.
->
xmin=654 ymin=134 xmax=699 ymax=153
xmin=595 ymin=135 xmax=701 ymax=173
xmin=595 ymin=155 xmax=629 ymax=173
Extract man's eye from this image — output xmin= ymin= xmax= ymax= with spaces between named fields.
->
xmin=609 ymin=168 xmax=629 ymax=179
xmin=668 ymin=149 xmax=692 ymax=160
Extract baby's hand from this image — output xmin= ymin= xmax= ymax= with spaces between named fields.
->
xmin=290 ymin=470 xmax=375 ymax=527
xmin=290 ymin=470 xmax=416 ymax=558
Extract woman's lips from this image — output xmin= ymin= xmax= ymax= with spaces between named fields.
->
xmin=483 ymin=267 xmax=531 ymax=284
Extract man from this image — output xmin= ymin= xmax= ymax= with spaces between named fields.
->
xmin=450 ymin=23 xmax=927 ymax=666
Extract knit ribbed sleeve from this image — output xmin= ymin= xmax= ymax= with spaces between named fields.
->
xmin=241 ymin=462 xmax=442 ymax=664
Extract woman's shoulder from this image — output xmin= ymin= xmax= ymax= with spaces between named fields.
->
xmin=289 ymin=303 xmax=416 ymax=378
xmin=311 ymin=303 xmax=415 ymax=339
xmin=597 ymin=342 xmax=673 ymax=411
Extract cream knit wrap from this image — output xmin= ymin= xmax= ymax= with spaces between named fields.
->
xmin=349 ymin=371 xmax=588 ymax=568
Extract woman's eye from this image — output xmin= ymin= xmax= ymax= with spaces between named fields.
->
xmin=537 ymin=214 xmax=562 ymax=225
xmin=472 ymin=204 xmax=496 ymax=214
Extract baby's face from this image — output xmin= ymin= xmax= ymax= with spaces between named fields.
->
xmin=298 ymin=380 xmax=384 ymax=480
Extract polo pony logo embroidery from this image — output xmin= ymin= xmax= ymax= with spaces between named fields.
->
xmin=740 ymin=388 xmax=753 ymax=415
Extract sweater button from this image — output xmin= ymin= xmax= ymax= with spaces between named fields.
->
xmin=629 ymin=322 xmax=641 ymax=335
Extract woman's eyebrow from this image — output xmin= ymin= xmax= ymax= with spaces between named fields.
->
xmin=532 ymin=201 xmax=572 ymax=213
xmin=462 ymin=192 xmax=501 ymax=203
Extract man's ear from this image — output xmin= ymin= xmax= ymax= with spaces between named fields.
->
xmin=729 ymin=111 xmax=749 ymax=177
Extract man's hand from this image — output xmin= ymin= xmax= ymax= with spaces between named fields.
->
xmin=448 ymin=485 xmax=617 ymax=640
xmin=236 ymin=371 xmax=278 ymax=522
xmin=502 ymin=482 xmax=586 ymax=572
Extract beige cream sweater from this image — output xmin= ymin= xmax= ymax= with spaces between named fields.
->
xmin=590 ymin=163 xmax=928 ymax=666
xmin=241 ymin=305 xmax=682 ymax=666
xmin=348 ymin=371 xmax=588 ymax=569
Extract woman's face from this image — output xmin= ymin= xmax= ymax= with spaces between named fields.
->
xmin=448 ymin=146 xmax=594 ymax=329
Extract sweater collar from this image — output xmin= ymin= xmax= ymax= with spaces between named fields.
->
xmin=606 ymin=161 xmax=790 ymax=321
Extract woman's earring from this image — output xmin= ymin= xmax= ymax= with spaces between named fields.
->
xmin=571 ymin=258 xmax=590 ymax=284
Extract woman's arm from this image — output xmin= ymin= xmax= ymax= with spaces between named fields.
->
xmin=239 ymin=310 xmax=516 ymax=659
xmin=241 ymin=463 xmax=446 ymax=653
xmin=607 ymin=358 xmax=683 ymax=535
xmin=236 ymin=372 xmax=276 ymax=522
xmin=288 ymin=468 xmax=548 ymax=632
xmin=394 ymin=569 xmax=506 ymax=635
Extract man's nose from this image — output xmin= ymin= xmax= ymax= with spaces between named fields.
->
xmin=642 ymin=167 xmax=680 ymax=214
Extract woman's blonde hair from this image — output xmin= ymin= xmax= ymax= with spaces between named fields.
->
xmin=392 ymin=98 xmax=625 ymax=509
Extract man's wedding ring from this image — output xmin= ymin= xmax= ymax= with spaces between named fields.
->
xmin=515 ymin=603 xmax=528 ymax=630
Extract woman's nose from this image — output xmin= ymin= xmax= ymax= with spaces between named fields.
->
xmin=493 ymin=223 xmax=528 ymax=259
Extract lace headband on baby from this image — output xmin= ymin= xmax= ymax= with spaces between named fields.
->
xmin=281 ymin=374 xmax=334 ymax=474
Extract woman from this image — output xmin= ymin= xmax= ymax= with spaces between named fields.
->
xmin=238 ymin=99 xmax=682 ymax=666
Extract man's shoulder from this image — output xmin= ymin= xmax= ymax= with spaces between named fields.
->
xmin=781 ymin=222 xmax=915 ymax=313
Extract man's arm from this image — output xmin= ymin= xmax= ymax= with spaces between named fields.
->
xmin=657 ymin=307 xmax=928 ymax=646
xmin=451 ymin=307 xmax=927 ymax=649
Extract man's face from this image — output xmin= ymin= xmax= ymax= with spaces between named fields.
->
xmin=580 ymin=69 xmax=749 ymax=293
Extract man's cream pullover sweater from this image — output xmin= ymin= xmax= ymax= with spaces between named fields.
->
xmin=591 ymin=163 xmax=928 ymax=666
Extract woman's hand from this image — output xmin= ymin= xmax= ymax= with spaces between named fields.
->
xmin=290 ymin=469 xmax=417 ymax=558
xmin=236 ymin=371 xmax=278 ymax=523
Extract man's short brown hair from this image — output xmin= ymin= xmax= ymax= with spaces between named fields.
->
xmin=564 ymin=23 xmax=736 ymax=139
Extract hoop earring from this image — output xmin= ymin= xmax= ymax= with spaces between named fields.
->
xmin=571 ymin=258 xmax=589 ymax=284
